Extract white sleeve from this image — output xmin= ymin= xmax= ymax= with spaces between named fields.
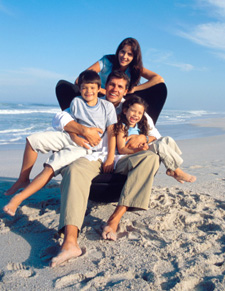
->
xmin=145 ymin=112 xmax=161 ymax=139
xmin=52 ymin=108 xmax=74 ymax=131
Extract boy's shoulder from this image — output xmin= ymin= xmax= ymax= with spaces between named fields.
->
xmin=99 ymin=97 xmax=115 ymax=108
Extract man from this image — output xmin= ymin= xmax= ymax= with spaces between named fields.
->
xmin=50 ymin=71 xmax=160 ymax=267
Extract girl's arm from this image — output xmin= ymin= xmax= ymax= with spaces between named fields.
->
xmin=75 ymin=61 xmax=106 ymax=95
xmin=129 ymin=67 xmax=164 ymax=93
xmin=102 ymin=125 xmax=116 ymax=173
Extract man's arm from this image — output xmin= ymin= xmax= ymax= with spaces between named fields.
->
xmin=52 ymin=109 xmax=103 ymax=148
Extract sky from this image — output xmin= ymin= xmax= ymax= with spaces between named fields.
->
xmin=0 ymin=0 xmax=225 ymax=111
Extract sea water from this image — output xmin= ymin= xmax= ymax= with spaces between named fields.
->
xmin=0 ymin=102 xmax=225 ymax=149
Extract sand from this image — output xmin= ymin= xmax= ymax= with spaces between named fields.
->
xmin=0 ymin=118 xmax=225 ymax=290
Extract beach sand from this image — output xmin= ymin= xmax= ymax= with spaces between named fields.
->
xmin=0 ymin=118 xmax=225 ymax=290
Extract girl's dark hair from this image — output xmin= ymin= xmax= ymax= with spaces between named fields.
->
xmin=107 ymin=38 xmax=143 ymax=91
xmin=114 ymin=95 xmax=149 ymax=137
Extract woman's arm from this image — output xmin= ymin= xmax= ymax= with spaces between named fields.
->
xmin=75 ymin=61 xmax=106 ymax=95
xmin=129 ymin=67 xmax=164 ymax=93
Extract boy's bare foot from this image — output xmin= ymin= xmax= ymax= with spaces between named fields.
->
xmin=50 ymin=242 xmax=82 ymax=267
xmin=102 ymin=225 xmax=117 ymax=241
xmin=4 ymin=179 xmax=30 ymax=196
xmin=3 ymin=194 xmax=23 ymax=216
xmin=166 ymin=169 xmax=196 ymax=183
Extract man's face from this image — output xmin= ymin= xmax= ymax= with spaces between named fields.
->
xmin=105 ymin=77 xmax=128 ymax=107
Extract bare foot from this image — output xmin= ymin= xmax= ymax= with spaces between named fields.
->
xmin=166 ymin=169 xmax=196 ymax=183
xmin=50 ymin=242 xmax=82 ymax=267
xmin=3 ymin=194 xmax=23 ymax=216
xmin=102 ymin=225 xmax=117 ymax=241
xmin=4 ymin=179 xmax=30 ymax=196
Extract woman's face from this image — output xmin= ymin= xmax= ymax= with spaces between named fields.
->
xmin=118 ymin=45 xmax=134 ymax=69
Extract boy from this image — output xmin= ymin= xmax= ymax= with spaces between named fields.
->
xmin=4 ymin=70 xmax=117 ymax=216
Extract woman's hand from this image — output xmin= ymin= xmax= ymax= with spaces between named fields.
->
xmin=99 ymin=88 xmax=106 ymax=95
xmin=128 ymin=86 xmax=137 ymax=94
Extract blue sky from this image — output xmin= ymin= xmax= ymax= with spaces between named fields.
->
xmin=0 ymin=0 xmax=225 ymax=111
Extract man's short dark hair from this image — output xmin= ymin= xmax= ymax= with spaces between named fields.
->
xmin=105 ymin=70 xmax=130 ymax=89
xmin=78 ymin=70 xmax=101 ymax=89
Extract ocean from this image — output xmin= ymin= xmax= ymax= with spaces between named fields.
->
xmin=1 ymin=102 xmax=225 ymax=150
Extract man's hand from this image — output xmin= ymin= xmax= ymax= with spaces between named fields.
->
xmin=126 ymin=135 xmax=156 ymax=149
xmin=103 ymin=159 xmax=114 ymax=173
xmin=81 ymin=127 xmax=103 ymax=147
xmin=125 ymin=134 xmax=146 ymax=149
xmin=138 ymin=143 xmax=149 ymax=151
xmin=69 ymin=133 xmax=90 ymax=149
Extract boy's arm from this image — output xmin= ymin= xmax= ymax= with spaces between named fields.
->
xmin=102 ymin=125 xmax=116 ymax=173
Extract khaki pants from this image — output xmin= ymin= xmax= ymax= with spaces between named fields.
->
xmin=59 ymin=150 xmax=160 ymax=232
xmin=149 ymin=136 xmax=183 ymax=171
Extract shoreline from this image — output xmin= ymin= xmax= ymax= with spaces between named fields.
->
xmin=0 ymin=117 xmax=225 ymax=290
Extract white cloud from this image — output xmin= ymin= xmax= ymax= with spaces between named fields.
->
xmin=0 ymin=67 xmax=71 ymax=87
xmin=176 ymin=1 xmax=225 ymax=60
xmin=178 ymin=22 xmax=225 ymax=50
xmin=0 ymin=1 xmax=13 ymax=16
xmin=166 ymin=62 xmax=195 ymax=72
xmin=201 ymin=0 xmax=225 ymax=17
xmin=144 ymin=48 xmax=196 ymax=72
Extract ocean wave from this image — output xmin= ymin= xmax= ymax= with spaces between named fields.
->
xmin=0 ymin=108 xmax=60 ymax=115
xmin=0 ymin=127 xmax=34 ymax=134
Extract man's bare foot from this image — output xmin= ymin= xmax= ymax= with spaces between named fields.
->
xmin=102 ymin=225 xmax=117 ymax=241
xmin=4 ymin=179 xmax=30 ymax=196
xmin=50 ymin=242 xmax=82 ymax=267
xmin=166 ymin=169 xmax=196 ymax=183
xmin=3 ymin=194 xmax=23 ymax=216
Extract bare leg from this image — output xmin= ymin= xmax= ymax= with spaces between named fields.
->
xmin=166 ymin=168 xmax=196 ymax=183
xmin=4 ymin=140 xmax=38 ymax=196
xmin=3 ymin=165 xmax=54 ymax=216
xmin=50 ymin=225 xmax=82 ymax=267
xmin=102 ymin=205 xmax=128 ymax=241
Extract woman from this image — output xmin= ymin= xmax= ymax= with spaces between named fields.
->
xmin=56 ymin=37 xmax=167 ymax=124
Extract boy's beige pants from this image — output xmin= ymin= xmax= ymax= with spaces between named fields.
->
xmin=59 ymin=150 xmax=160 ymax=232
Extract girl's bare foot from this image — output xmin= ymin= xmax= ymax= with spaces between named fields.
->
xmin=4 ymin=179 xmax=30 ymax=196
xmin=166 ymin=169 xmax=196 ymax=183
xmin=102 ymin=225 xmax=117 ymax=241
xmin=3 ymin=194 xmax=23 ymax=216
xmin=50 ymin=242 xmax=82 ymax=267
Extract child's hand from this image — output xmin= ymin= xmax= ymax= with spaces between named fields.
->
xmin=103 ymin=159 xmax=114 ymax=173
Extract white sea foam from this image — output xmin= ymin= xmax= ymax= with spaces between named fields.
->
xmin=0 ymin=108 xmax=60 ymax=115
xmin=1 ymin=103 xmax=225 ymax=147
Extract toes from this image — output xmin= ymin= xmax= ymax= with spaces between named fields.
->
xmin=102 ymin=226 xmax=117 ymax=241
xmin=3 ymin=206 xmax=15 ymax=216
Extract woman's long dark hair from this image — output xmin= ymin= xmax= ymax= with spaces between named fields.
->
xmin=114 ymin=95 xmax=149 ymax=137
xmin=107 ymin=37 xmax=143 ymax=91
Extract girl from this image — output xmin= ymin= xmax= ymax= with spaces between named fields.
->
xmin=114 ymin=95 xmax=196 ymax=184
xmin=56 ymin=37 xmax=167 ymax=124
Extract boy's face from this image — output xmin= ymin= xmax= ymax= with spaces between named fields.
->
xmin=105 ymin=77 xmax=128 ymax=107
xmin=80 ymin=83 xmax=100 ymax=106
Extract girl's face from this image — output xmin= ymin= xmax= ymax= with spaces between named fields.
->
xmin=124 ymin=103 xmax=145 ymax=127
xmin=118 ymin=45 xmax=134 ymax=69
